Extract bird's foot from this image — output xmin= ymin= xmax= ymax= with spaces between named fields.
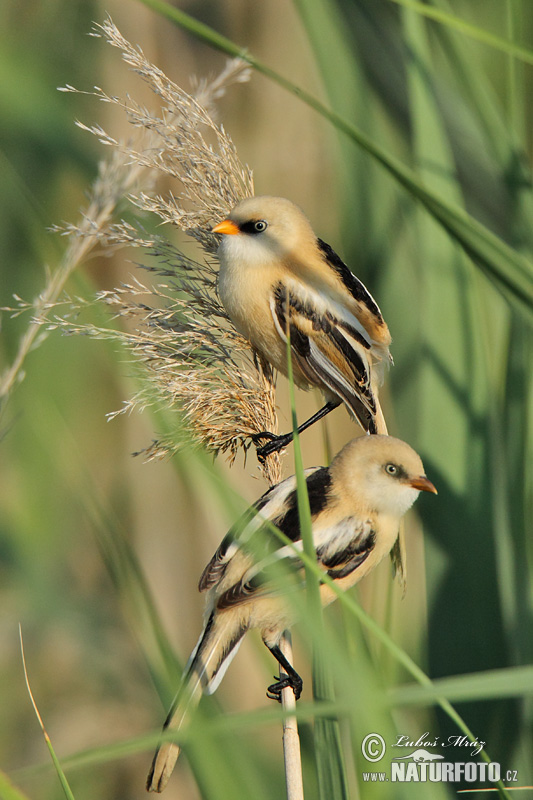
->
xmin=253 ymin=432 xmax=294 ymax=461
xmin=250 ymin=430 xmax=279 ymax=446
xmin=266 ymin=673 xmax=302 ymax=703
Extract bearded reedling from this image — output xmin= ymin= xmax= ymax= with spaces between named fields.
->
xmin=147 ymin=434 xmax=436 ymax=792
xmin=212 ymin=196 xmax=392 ymax=459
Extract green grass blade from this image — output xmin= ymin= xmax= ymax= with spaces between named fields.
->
xmin=312 ymin=712 xmax=348 ymax=800
xmin=391 ymin=665 xmax=533 ymax=707
xmin=20 ymin=629 xmax=77 ymax=800
xmin=20 ymin=527 xmax=515 ymax=796
xmin=386 ymin=0 xmax=533 ymax=65
xmin=322 ymin=580 xmax=512 ymax=800
xmin=262 ymin=520 xmax=513 ymax=799
xmin=285 ymin=342 xmax=319 ymax=623
xmin=428 ymin=0 xmax=520 ymax=169
xmin=19 ymin=656 xmax=532 ymax=774
xmin=285 ymin=331 xmax=349 ymax=800
xmin=133 ymin=0 xmax=533 ymax=70
xmin=428 ymin=0 xmax=533 ymax=252
xmin=32 ymin=395 xmax=184 ymax=698
xmin=134 ymin=0 xmax=533 ymax=319
xmin=0 ymin=772 xmax=30 ymax=800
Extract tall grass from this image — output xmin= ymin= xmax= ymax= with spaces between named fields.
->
xmin=0 ymin=2 xmax=532 ymax=799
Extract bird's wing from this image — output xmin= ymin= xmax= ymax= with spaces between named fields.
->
xmin=317 ymin=522 xmax=376 ymax=579
xmin=270 ymin=280 xmax=379 ymax=433
xmin=213 ymin=481 xmax=376 ymax=611
xmin=198 ymin=466 xmax=327 ymax=592
xmin=316 ymin=238 xmax=389 ymax=345
xmin=215 ymin=520 xmax=376 ymax=609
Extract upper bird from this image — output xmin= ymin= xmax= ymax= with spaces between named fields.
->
xmin=212 ymin=196 xmax=392 ymax=458
xmin=146 ymin=434 xmax=436 ymax=793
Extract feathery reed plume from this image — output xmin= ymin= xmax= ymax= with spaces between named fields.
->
xmin=0 ymin=149 xmax=143 ymax=404
xmin=3 ymin=17 xmax=281 ymax=484
xmin=73 ymin=19 xmax=254 ymax=246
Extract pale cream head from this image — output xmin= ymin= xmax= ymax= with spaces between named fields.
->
xmin=213 ymin=196 xmax=317 ymax=264
xmin=331 ymin=434 xmax=437 ymax=519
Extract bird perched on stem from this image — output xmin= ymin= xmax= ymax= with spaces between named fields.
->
xmin=146 ymin=435 xmax=436 ymax=793
xmin=212 ymin=196 xmax=392 ymax=459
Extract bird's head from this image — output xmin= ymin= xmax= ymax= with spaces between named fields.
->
xmin=333 ymin=435 xmax=437 ymax=519
xmin=212 ymin=196 xmax=315 ymax=264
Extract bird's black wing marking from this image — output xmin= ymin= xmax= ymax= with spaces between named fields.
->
xmin=272 ymin=282 xmax=378 ymax=433
xmin=215 ymin=553 xmax=303 ymax=610
xmin=319 ymin=529 xmax=376 ymax=579
xmin=305 ymin=342 xmax=377 ymax=433
xmin=198 ymin=553 xmax=227 ymax=592
xmin=334 ymin=319 xmax=371 ymax=351
xmin=326 ymin=550 xmax=372 ymax=579
xmin=199 ymin=483 xmax=281 ymax=592
xmin=201 ymin=468 xmax=329 ymax=594
xmin=216 ymin=577 xmax=261 ymax=610
xmin=316 ymin=238 xmax=384 ymax=322
xmin=272 ymin=467 xmax=332 ymax=543
xmin=214 ymin=469 xmax=334 ymax=609
xmin=329 ymin=327 xmax=371 ymax=392
xmin=215 ymin=544 xmax=303 ymax=609
xmin=217 ymin=523 xmax=377 ymax=608
xmin=198 ymin=513 xmax=250 ymax=592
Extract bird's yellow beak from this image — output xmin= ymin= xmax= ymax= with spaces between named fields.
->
xmin=212 ymin=219 xmax=240 ymax=235
xmin=409 ymin=476 xmax=438 ymax=494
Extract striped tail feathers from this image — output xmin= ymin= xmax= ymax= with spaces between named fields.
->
xmin=146 ymin=736 xmax=181 ymax=793
xmin=374 ymin=397 xmax=388 ymax=436
xmin=362 ymin=389 xmax=406 ymax=586
xmin=270 ymin=282 xmax=386 ymax=435
xmin=147 ymin=611 xmax=247 ymax=793
xmin=304 ymin=338 xmax=378 ymax=433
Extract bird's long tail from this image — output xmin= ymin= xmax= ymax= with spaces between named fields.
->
xmin=374 ymin=398 xmax=388 ymax=436
xmin=373 ymin=393 xmax=407 ymax=590
xmin=146 ymin=610 xmax=247 ymax=793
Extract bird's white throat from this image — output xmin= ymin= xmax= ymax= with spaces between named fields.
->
xmin=376 ymin=482 xmax=419 ymax=518
xmin=218 ymin=232 xmax=276 ymax=272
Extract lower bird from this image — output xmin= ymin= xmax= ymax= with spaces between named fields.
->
xmin=212 ymin=196 xmax=392 ymax=459
xmin=146 ymin=434 xmax=436 ymax=792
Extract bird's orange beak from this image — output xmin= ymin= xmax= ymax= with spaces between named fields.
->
xmin=212 ymin=219 xmax=240 ymax=235
xmin=410 ymin=476 xmax=438 ymax=494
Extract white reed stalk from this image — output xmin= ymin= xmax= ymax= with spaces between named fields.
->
xmin=280 ymin=631 xmax=304 ymax=800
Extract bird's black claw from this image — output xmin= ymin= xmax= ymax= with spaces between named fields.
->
xmin=266 ymin=675 xmax=302 ymax=703
xmin=250 ymin=430 xmax=278 ymax=445
xmin=251 ymin=431 xmax=284 ymax=464
xmin=266 ymin=688 xmax=282 ymax=703
xmin=255 ymin=434 xmax=294 ymax=461
xmin=266 ymin=678 xmax=287 ymax=703
xmin=256 ymin=440 xmax=280 ymax=461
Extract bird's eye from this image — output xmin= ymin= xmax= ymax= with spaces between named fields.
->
xmin=385 ymin=463 xmax=398 ymax=476
xmin=239 ymin=219 xmax=268 ymax=235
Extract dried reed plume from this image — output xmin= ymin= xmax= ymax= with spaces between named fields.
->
xmin=0 ymin=149 xmax=142 ymax=403
xmin=4 ymin=17 xmax=282 ymax=485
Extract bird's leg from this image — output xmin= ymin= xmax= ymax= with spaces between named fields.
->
xmin=254 ymin=400 xmax=341 ymax=460
xmin=250 ymin=430 xmax=279 ymax=445
xmin=292 ymin=399 xmax=341 ymax=437
xmin=265 ymin=643 xmax=303 ymax=702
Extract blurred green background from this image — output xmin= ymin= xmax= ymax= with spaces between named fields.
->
xmin=1 ymin=1 xmax=532 ymax=799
